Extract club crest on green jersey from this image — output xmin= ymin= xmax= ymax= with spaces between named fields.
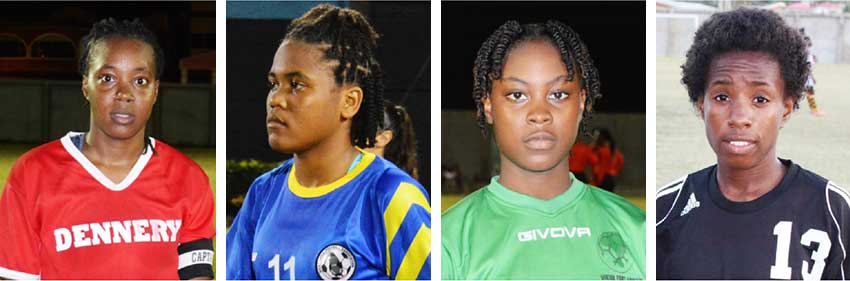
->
xmin=316 ymin=244 xmax=356 ymax=280
xmin=597 ymin=232 xmax=632 ymax=273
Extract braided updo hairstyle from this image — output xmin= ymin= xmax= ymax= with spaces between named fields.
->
xmin=284 ymin=4 xmax=385 ymax=148
xmin=472 ymin=20 xmax=601 ymax=136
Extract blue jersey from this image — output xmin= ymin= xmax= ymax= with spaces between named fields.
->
xmin=226 ymin=152 xmax=431 ymax=280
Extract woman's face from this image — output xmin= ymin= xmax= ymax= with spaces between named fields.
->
xmin=266 ymin=40 xmax=352 ymax=154
xmin=699 ymin=51 xmax=792 ymax=170
xmin=82 ymin=37 xmax=159 ymax=141
xmin=484 ymin=40 xmax=586 ymax=173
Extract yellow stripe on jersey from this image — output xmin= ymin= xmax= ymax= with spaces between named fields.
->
xmin=383 ymin=182 xmax=431 ymax=276
xmin=288 ymin=151 xmax=376 ymax=198
xmin=396 ymin=224 xmax=430 ymax=280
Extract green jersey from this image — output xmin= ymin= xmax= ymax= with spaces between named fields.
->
xmin=441 ymin=174 xmax=645 ymax=280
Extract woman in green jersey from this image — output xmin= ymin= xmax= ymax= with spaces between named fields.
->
xmin=441 ymin=20 xmax=645 ymax=280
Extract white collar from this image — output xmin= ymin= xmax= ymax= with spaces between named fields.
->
xmin=59 ymin=132 xmax=155 ymax=191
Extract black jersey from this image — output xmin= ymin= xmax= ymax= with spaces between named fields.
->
xmin=657 ymin=159 xmax=850 ymax=280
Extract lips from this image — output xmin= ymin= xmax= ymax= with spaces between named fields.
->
xmin=523 ymin=131 xmax=557 ymax=150
xmin=720 ymin=136 xmax=757 ymax=155
xmin=109 ymin=111 xmax=135 ymax=125
xmin=266 ymin=115 xmax=288 ymax=129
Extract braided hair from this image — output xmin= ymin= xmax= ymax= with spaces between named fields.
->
xmin=80 ymin=18 xmax=163 ymax=154
xmin=284 ymin=4 xmax=385 ymax=148
xmin=472 ymin=20 xmax=601 ymax=136
xmin=380 ymin=101 xmax=419 ymax=180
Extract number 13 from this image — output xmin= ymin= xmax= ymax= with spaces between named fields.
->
xmin=770 ymin=221 xmax=831 ymax=280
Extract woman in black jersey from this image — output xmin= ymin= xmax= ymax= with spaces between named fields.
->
xmin=657 ymin=8 xmax=850 ymax=280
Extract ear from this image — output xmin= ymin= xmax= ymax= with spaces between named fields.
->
xmin=579 ymin=89 xmax=587 ymax=113
xmin=339 ymin=86 xmax=364 ymax=119
xmin=781 ymin=95 xmax=794 ymax=124
xmin=152 ymin=79 xmax=160 ymax=104
xmin=696 ymin=94 xmax=706 ymax=120
xmin=374 ymin=130 xmax=393 ymax=148
xmin=81 ymin=75 xmax=90 ymax=101
xmin=482 ymin=95 xmax=493 ymax=124
xmin=575 ymin=89 xmax=587 ymax=125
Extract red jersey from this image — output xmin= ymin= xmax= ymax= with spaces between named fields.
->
xmin=569 ymin=142 xmax=597 ymax=173
xmin=592 ymin=145 xmax=624 ymax=186
xmin=0 ymin=132 xmax=215 ymax=279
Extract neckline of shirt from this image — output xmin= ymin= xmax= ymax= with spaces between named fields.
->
xmin=287 ymin=148 xmax=376 ymax=198
xmin=59 ymin=131 xmax=155 ymax=192
xmin=707 ymin=158 xmax=799 ymax=213
xmin=485 ymin=172 xmax=585 ymax=215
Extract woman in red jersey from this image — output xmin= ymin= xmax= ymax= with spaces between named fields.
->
xmin=0 ymin=18 xmax=214 ymax=280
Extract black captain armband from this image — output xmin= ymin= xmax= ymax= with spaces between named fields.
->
xmin=178 ymin=239 xmax=214 ymax=280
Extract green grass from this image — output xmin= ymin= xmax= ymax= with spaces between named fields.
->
xmin=0 ymin=144 xmax=35 ymax=190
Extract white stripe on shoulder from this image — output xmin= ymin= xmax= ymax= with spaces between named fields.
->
xmin=0 ymin=265 xmax=39 ymax=280
xmin=825 ymin=181 xmax=848 ymax=280
xmin=656 ymin=175 xmax=687 ymax=198
xmin=656 ymin=176 xmax=687 ymax=227
xmin=828 ymin=182 xmax=850 ymax=207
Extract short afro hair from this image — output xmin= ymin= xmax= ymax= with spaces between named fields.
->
xmin=472 ymin=20 xmax=601 ymax=137
xmin=80 ymin=18 xmax=165 ymax=79
xmin=682 ymin=8 xmax=808 ymax=109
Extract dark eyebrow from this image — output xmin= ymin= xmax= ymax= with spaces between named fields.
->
xmin=99 ymin=65 xmax=151 ymax=74
xmin=502 ymin=75 xmax=569 ymax=86
xmin=544 ymin=75 xmax=568 ymax=86
xmin=269 ymin=71 xmax=309 ymax=81
xmin=707 ymin=79 xmax=770 ymax=87
xmin=748 ymin=80 xmax=770 ymax=87
xmin=503 ymin=76 xmax=528 ymax=85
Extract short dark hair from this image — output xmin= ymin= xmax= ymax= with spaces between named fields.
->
xmin=681 ymin=8 xmax=808 ymax=109
xmin=472 ymin=20 xmax=601 ymax=136
xmin=79 ymin=18 xmax=165 ymax=79
xmin=284 ymin=4 xmax=384 ymax=148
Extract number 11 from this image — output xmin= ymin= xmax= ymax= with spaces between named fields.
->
xmin=268 ymin=254 xmax=296 ymax=281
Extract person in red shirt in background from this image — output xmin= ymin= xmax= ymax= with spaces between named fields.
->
xmin=593 ymin=128 xmax=624 ymax=192
xmin=569 ymin=140 xmax=597 ymax=183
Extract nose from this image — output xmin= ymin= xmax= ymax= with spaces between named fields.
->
xmin=526 ymin=96 xmax=552 ymax=125
xmin=727 ymin=99 xmax=753 ymax=129
xmin=268 ymin=88 xmax=288 ymax=110
xmin=114 ymin=82 xmax=134 ymax=103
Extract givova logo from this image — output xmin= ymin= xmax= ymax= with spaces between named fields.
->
xmin=516 ymin=226 xmax=591 ymax=242
xmin=597 ymin=232 xmax=632 ymax=273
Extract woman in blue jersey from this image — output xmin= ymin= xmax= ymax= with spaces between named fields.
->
xmin=441 ymin=20 xmax=645 ymax=280
xmin=226 ymin=4 xmax=431 ymax=280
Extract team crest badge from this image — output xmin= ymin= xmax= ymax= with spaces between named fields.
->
xmin=597 ymin=231 xmax=632 ymax=273
xmin=316 ymin=244 xmax=356 ymax=280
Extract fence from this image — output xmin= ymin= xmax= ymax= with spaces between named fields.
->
xmin=658 ymin=11 xmax=850 ymax=64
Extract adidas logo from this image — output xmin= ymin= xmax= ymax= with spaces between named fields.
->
xmin=680 ymin=193 xmax=700 ymax=216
